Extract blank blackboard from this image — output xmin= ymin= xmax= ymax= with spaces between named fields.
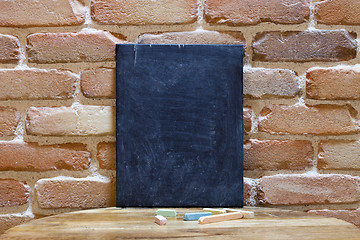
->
xmin=116 ymin=44 xmax=243 ymax=207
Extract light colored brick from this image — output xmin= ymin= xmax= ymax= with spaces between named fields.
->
xmin=244 ymin=68 xmax=299 ymax=98
xmin=243 ymin=178 xmax=257 ymax=206
xmin=81 ymin=68 xmax=115 ymax=98
xmin=306 ymin=66 xmax=360 ymax=100
xmin=0 ymin=69 xmax=76 ymax=100
xmin=137 ymin=30 xmax=245 ymax=45
xmin=243 ymin=107 xmax=252 ymax=132
xmin=26 ymin=105 xmax=115 ymax=136
xmin=0 ymin=179 xmax=29 ymax=207
xmin=318 ymin=140 xmax=360 ymax=170
xmin=0 ymin=215 xmax=32 ymax=235
xmin=0 ymin=107 xmax=20 ymax=136
xmin=35 ymin=177 xmax=115 ymax=208
xmin=308 ymin=209 xmax=360 ymax=227
xmin=91 ymin=0 xmax=198 ymax=25
xmin=97 ymin=142 xmax=116 ymax=170
xmin=204 ymin=0 xmax=310 ymax=25
xmin=258 ymin=104 xmax=360 ymax=135
xmin=244 ymin=139 xmax=313 ymax=170
xmin=0 ymin=142 xmax=90 ymax=171
xmin=0 ymin=34 xmax=20 ymax=63
xmin=259 ymin=174 xmax=360 ymax=205
xmin=253 ymin=30 xmax=357 ymax=62
xmin=315 ymin=0 xmax=360 ymax=25
xmin=0 ymin=0 xmax=84 ymax=27
xmin=27 ymin=31 xmax=126 ymax=63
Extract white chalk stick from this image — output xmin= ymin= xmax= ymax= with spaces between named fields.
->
xmin=202 ymin=208 xmax=226 ymax=214
xmin=154 ymin=215 xmax=167 ymax=225
xmin=224 ymin=208 xmax=254 ymax=219
xmin=198 ymin=212 xmax=243 ymax=224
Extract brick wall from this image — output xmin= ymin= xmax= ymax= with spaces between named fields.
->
xmin=0 ymin=0 xmax=360 ymax=234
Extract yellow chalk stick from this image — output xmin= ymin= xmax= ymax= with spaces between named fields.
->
xmin=198 ymin=212 xmax=243 ymax=224
xmin=154 ymin=215 xmax=167 ymax=226
xmin=224 ymin=208 xmax=254 ymax=219
xmin=202 ymin=208 xmax=226 ymax=215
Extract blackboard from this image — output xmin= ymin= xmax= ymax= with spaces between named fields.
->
xmin=116 ymin=44 xmax=243 ymax=207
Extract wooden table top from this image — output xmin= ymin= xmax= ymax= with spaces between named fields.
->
xmin=1 ymin=207 xmax=360 ymax=240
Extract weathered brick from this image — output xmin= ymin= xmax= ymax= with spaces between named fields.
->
xmin=0 ymin=142 xmax=90 ymax=171
xmin=0 ymin=107 xmax=20 ymax=136
xmin=0 ymin=0 xmax=84 ymax=27
xmin=0 ymin=69 xmax=76 ymax=100
xmin=315 ymin=0 xmax=360 ymax=25
xmin=306 ymin=66 xmax=360 ymax=100
xmin=243 ymin=178 xmax=258 ymax=206
xmin=97 ymin=142 xmax=116 ymax=170
xmin=91 ymin=0 xmax=197 ymax=25
xmin=244 ymin=139 xmax=313 ymax=170
xmin=27 ymin=31 xmax=126 ymax=63
xmin=258 ymin=104 xmax=360 ymax=135
xmin=137 ymin=30 xmax=246 ymax=45
xmin=0 ymin=34 xmax=20 ymax=63
xmin=259 ymin=174 xmax=360 ymax=205
xmin=81 ymin=68 xmax=115 ymax=98
xmin=318 ymin=140 xmax=360 ymax=170
xmin=308 ymin=209 xmax=360 ymax=227
xmin=0 ymin=215 xmax=32 ymax=235
xmin=35 ymin=178 xmax=115 ymax=208
xmin=0 ymin=179 xmax=29 ymax=207
xmin=244 ymin=68 xmax=299 ymax=98
xmin=26 ymin=105 xmax=115 ymax=136
xmin=243 ymin=107 xmax=252 ymax=132
xmin=204 ymin=0 xmax=310 ymax=25
xmin=252 ymin=30 xmax=357 ymax=62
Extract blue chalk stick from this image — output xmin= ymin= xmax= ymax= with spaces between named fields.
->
xmin=184 ymin=212 xmax=212 ymax=221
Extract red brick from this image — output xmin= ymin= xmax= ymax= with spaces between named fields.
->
xmin=0 ymin=142 xmax=90 ymax=171
xmin=0 ymin=0 xmax=84 ymax=27
xmin=97 ymin=142 xmax=116 ymax=170
xmin=27 ymin=31 xmax=127 ymax=63
xmin=252 ymin=30 xmax=357 ymax=62
xmin=0 ymin=69 xmax=76 ymax=100
xmin=26 ymin=105 xmax=115 ymax=136
xmin=204 ymin=0 xmax=310 ymax=25
xmin=0 ymin=107 xmax=20 ymax=136
xmin=306 ymin=67 xmax=360 ymax=100
xmin=318 ymin=140 xmax=360 ymax=170
xmin=91 ymin=0 xmax=197 ymax=25
xmin=244 ymin=139 xmax=313 ymax=170
xmin=137 ymin=30 xmax=246 ymax=45
xmin=258 ymin=104 xmax=360 ymax=135
xmin=0 ymin=179 xmax=29 ymax=207
xmin=35 ymin=178 xmax=115 ymax=208
xmin=0 ymin=215 xmax=32 ymax=235
xmin=315 ymin=0 xmax=360 ymax=25
xmin=0 ymin=34 xmax=20 ymax=63
xmin=81 ymin=68 xmax=115 ymax=98
xmin=243 ymin=178 xmax=257 ymax=206
xmin=308 ymin=209 xmax=360 ymax=227
xmin=244 ymin=68 xmax=299 ymax=98
xmin=259 ymin=174 xmax=360 ymax=205
xmin=243 ymin=107 xmax=252 ymax=132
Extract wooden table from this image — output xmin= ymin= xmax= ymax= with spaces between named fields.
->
xmin=1 ymin=207 xmax=360 ymax=239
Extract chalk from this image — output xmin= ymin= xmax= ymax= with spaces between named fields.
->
xmin=198 ymin=212 xmax=243 ymax=224
xmin=156 ymin=209 xmax=177 ymax=217
xmin=184 ymin=212 xmax=212 ymax=221
xmin=224 ymin=208 xmax=254 ymax=219
xmin=154 ymin=215 xmax=167 ymax=226
xmin=202 ymin=208 xmax=226 ymax=215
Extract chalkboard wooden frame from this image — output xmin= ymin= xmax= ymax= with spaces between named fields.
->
xmin=116 ymin=44 xmax=243 ymax=207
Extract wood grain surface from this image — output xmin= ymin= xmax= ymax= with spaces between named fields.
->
xmin=1 ymin=207 xmax=360 ymax=240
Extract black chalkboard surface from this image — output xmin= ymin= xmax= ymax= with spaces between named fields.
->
xmin=116 ymin=44 xmax=243 ymax=207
